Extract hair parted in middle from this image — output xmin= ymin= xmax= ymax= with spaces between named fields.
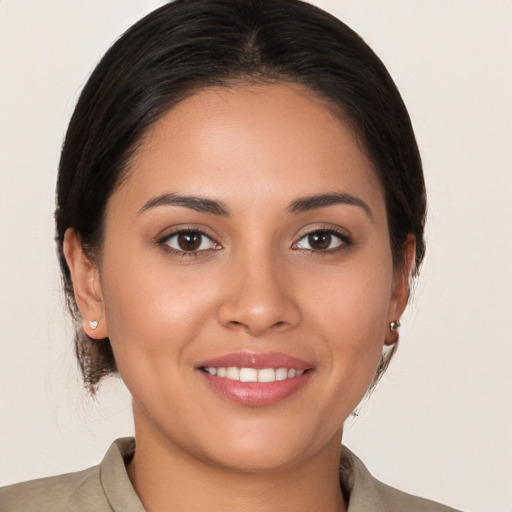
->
xmin=55 ymin=0 xmax=425 ymax=392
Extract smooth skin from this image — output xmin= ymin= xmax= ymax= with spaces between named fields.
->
xmin=64 ymin=83 xmax=415 ymax=512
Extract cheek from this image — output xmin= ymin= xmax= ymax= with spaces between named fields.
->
xmin=304 ymin=256 xmax=392 ymax=336
xmin=300 ymin=256 xmax=393 ymax=391
xmin=99 ymin=254 xmax=219 ymax=377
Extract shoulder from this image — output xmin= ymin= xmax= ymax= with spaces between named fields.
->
xmin=0 ymin=438 xmax=139 ymax=512
xmin=0 ymin=465 xmax=108 ymax=512
xmin=340 ymin=446 xmax=462 ymax=512
xmin=370 ymin=478 xmax=461 ymax=512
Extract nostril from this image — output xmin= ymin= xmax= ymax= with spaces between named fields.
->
xmin=217 ymin=292 xmax=302 ymax=335
xmin=225 ymin=318 xmax=289 ymax=334
xmin=227 ymin=320 xmax=245 ymax=329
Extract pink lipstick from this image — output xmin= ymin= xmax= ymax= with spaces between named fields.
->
xmin=196 ymin=351 xmax=313 ymax=407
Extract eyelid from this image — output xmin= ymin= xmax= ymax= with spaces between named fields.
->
xmin=155 ymin=223 xmax=219 ymax=244
xmin=291 ymin=225 xmax=353 ymax=252
xmin=154 ymin=224 xmax=352 ymax=256
xmin=157 ymin=226 xmax=222 ymax=254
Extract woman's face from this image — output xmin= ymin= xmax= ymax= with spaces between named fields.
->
xmin=78 ymin=84 xmax=410 ymax=471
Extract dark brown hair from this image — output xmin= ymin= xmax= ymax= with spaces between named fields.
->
xmin=55 ymin=0 xmax=426 ymax=392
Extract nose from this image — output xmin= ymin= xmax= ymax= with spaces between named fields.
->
xmin=217 ymin=249 xmax=301 ymax=336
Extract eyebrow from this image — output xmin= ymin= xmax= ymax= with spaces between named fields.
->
xmin=138 ymin=191 xmax=372 ymax=219
xmin=138 ymin=193 xmax=230 ymax=216
xmin=288 ymin=192 xmax=373 ymax=219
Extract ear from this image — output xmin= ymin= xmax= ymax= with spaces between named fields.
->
xmin=385 ymin=234 xmax=416 ymax=345
xmin=63 ymin=228 xmax=108 ymax=339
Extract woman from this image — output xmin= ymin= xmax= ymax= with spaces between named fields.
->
xmin=0 ymin=0 xmax=461 ymax=510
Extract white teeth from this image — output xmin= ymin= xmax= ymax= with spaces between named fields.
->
xmin=239 ymin=367 xmax=258 ymax=382
xmin=257 ymin=368 xmax=276 ymax=383
xmin=204 ymin=366 xmax=306 ymax=382
xmin=275 ymin=368 xmax=288 ymax=381
xmin=226 ymin=367 xmax=240 ymax=380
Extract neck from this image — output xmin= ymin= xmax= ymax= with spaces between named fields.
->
xmin=127 ymin=415 xmax=347 ymax=512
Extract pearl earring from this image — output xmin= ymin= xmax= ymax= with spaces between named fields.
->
xmin=389 ymin=320 xmax=401 ymax=331
xmin=89 ymin=320 xmax=99 ymax=330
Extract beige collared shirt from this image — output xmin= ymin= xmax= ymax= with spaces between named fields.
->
xmin=0 ymin=438 xmax=460 ymax=511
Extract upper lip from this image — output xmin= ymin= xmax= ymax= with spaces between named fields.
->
xmin=196 ymin=351 xmax=312 ymax=371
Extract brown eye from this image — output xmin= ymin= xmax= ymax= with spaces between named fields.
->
xmin=162 ymin=230 xmax=218 ymax=253
xmin=177 ymin=232 xmax=202 ymax=251
xmin=294 ymin=229 xmax=348 ymax=252
xmin=307 ymin=231 xmax=332 ymax=250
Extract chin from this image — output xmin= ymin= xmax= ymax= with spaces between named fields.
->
xmin=191 ymin=418 xmax=335 ymax=474
xmin=204 ymin=442 xmax=307 ymax=474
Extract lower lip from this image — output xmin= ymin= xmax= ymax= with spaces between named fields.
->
xmin=199 ymin=371 xmax=312 ymax=407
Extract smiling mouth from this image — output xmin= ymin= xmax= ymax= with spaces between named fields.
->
xmin=196 ymin=351 xmax=313 ymax=406
xmin=200 ymin=367 xmax=306 ymax=383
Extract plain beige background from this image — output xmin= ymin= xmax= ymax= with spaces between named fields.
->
xmin=1 ymin=1 xmax=511 ymax=511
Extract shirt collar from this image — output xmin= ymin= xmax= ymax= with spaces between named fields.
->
xmin=100 ymin=438 xmax=386 ymax=512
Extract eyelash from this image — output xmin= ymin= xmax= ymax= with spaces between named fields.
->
xmin=157 ymin=227 xmax=352 ymax=257
xmin=157 ymin=228 xmax=220 ymax=258
xmin=292 ymin=227 xmax=352 ymax=254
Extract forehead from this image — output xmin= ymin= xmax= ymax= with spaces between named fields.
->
xmin=114 ymin=83 xmax=385 ymax=216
